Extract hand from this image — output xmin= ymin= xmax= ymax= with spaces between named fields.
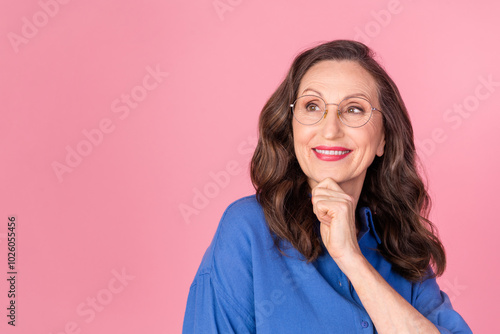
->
xmin=311 ymin=178 xmax=362 ymax=265
xmin=312 ymin=179 xmax=442 ymax=334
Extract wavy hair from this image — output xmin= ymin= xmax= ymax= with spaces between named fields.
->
xmin=250 ymin=40 xmax=445 ymax=282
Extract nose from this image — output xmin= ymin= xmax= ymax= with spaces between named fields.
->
xmin=321 ymin=104 xmax=343 ymax=139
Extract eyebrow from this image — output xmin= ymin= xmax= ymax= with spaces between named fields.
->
xmin=301 ymin=88 xmax=371 ymax=100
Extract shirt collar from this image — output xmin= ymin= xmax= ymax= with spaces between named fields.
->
xmin=357 ymin=206 xmax=382 ymax=245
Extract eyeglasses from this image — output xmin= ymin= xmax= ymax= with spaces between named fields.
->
xmin=290 ymin=95 xmax=382 ymax=128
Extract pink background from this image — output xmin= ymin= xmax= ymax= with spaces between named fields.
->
xmin=1 ymin=0 xmax=498 ymax=333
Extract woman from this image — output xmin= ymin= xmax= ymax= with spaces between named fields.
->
xmin=183 ymin=40 xmax=472 ymax=333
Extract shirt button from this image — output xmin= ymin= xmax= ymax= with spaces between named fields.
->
xmin=338 ymin=281 xmax=342 ymax=287
xmin=361 ymin=320 xmax=369 ymax=328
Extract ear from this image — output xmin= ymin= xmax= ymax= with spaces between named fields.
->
xmin=376 ymin=133 xmax=385 ymax=157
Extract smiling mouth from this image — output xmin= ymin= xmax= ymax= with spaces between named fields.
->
xmin=313 ymin=148 xmax=352 ymax=155
xmin=312 ymin=147 xmax=352 ymax=161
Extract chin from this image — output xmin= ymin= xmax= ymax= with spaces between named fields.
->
xmin=309 ymin=174 xmax=342 ymax=187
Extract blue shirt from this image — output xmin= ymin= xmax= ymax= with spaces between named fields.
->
xmin=183 ymin=195 xmax=472 ymax=333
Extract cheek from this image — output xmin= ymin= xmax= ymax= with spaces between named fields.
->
xmin=292 ymin=123 xmax=301 ymax=149
xmin=360 ymin=121 xmax=384 ymax=153
xmin=292 ymin=124 xmax=312 ymax=162
xmin=292 ymin=125 xmax=311 ymax=152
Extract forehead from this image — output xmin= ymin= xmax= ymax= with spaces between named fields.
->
xmin=298 ymin=60 xmax=378 ymax=101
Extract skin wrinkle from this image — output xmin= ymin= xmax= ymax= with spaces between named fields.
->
xmin=239 ymin=41 xmax=457 ymax=333
xmin=292 ymin=60 xmax=385 ymax=206
xmin=293 ymin=60 xmax=439 ymax=333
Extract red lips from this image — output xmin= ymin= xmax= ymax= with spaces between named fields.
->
xmin=312 ymin=146 xmax=352 ymax=161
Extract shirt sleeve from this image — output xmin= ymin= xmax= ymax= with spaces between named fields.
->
xmin=182 ymin=197 xmax=260 ymax=334
xmin=182 ymin=272 xmax=255 ymax=334
xmin=412 ymin=275 xmax=472 ymax=334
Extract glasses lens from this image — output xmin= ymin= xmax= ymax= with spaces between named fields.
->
xmin=339 ymin=97 xmax=373 ymax=127
xmin=293 ymin=95 xmax=325 ymax=125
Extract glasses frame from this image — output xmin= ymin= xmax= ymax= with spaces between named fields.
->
xmin=290 ymin=94 xmax=382 ymax=128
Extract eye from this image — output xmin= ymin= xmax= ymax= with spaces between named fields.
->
xmin=305 ymin=103 xmax=321 ymax=112
xmin=344 ymin=105 xmax=365 ymax=114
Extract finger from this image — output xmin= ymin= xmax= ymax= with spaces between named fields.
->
xmin=311 ymin=194 xmax=352 ymax=210
xmin=313 ymin=197 xmax=352 ymax=224
xmin=312 ymin=178 xmax=354 ymax=202
xmin=315 ymin=177 xmax=344 ymax=192
xmin=314 ymin=199 xmax=336 ymax=225
xmin=314 ymin=197 xmax=351 ymax=216
xmin=311 ymin=187 xmax=353 ymax=203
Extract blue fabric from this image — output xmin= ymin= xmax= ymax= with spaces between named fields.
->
xmin=183 ymin=195 xmax=472 ymax=334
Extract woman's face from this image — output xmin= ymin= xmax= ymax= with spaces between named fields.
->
xmin=292 ymin=60 xmax=385 ymax=196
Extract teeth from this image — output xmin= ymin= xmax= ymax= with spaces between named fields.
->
xmin=315 ymin=149 xmax=350 ymax=155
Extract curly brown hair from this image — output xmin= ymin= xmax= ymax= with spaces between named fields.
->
xmin=250 ymin=40 xmax=445 ymax=282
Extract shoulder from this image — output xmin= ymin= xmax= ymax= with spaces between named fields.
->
xmin=195 ymin=194 xmax=270 ymax=277
xmin=214 ymin=195 xmax=267 ymax=244
xmin=218 ymin=194 xmax=270 ymax=244
xmin=220 ymin=194 xmax=265 ymax=221
xmin=189 ymin=195 xmax=270 ymax=319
